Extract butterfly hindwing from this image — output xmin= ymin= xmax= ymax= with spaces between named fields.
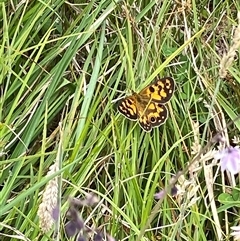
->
xmin=138 ymin=103 xmax=168 ymax=132
xmin=140 ymin=77 xmax=175 ymax=104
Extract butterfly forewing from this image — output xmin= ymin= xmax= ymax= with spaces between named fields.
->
xmin=118 ymin=96 xmax=138 ymax=120
xmin=140 ymin=77 xmax=175 ymax=104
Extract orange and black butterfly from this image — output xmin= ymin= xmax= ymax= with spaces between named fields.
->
xmin=118 ymin=77 xmax=175 ymax=132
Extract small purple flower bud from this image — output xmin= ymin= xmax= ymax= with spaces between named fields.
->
xmin=94 ymin=232 xmax=103 ymax=241
xmin=85 ymin=193 xmax=99 ymax=206
xmin=171 ymin=185 xmax=178 ymax=196
xmin=77 ymin=235 xmax=86 ymax=241
xmin=67 ymin=207 xmax=84 ymax=230
xmin=65 ymin=221 xmax=77 ymax=237
xmin=74 ymin=217 xmax=84 ymax=230
xmin=68 ymin=207 xmax=79 ymax=220
xmin=212 ymin=133 xmax=226 ymax=144
xmin=52 ymin=205 xmax=60 ymax=221
xmin=154 ymin=190 xmax=166 ymax=199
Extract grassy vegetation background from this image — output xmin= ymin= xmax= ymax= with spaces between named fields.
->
xmin=0 ymin=0 xmax=240 ymax=240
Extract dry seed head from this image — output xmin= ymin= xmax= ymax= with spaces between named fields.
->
xmin=219 ymin=12 xmax=240 ymax=78
xmin=37 ymin=163 xmax=59 ymax=233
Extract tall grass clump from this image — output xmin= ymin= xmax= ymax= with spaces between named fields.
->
xmin=0 ymin=0 xmax=240 ymax=241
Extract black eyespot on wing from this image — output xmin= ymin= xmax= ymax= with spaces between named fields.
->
xmin=150 ymin=116 xmax=156 ymax=123
xmin=149 ymin=86 xmax=155 ymax=93
xmin=148 ymin=104 xmax=169 ymax=128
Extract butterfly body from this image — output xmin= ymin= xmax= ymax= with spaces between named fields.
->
xmin=118 ymin=77 xmax=175 ymax=132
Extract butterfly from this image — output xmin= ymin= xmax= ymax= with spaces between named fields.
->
xmin=118 ymin=77 xmax=175 ymax=132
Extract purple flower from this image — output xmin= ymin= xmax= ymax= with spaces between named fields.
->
xmin=65 ymin=221 xmax=77 ymax=237
xmin=94 ymin=232 xmax=103 ymax=241
xmin=171 ymin=185 xmax=178 ymax=196
xmin=154 ymin=190 xmax=166 ymax=200
xmin=65 ymin=207 xmax=84 ymax=237
xmin=154 ymin=185 xmax=178 ymax=200
xmin=214 ymin=146 xmax=240 ymax=174
xmin=77 ymin=236 xmax=86 ymax=241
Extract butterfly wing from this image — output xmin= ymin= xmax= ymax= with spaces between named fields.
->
xmin=138 ymin=102 xmax=168 ymax=132
xmin=117 ymin=96 xmax=138 ymax=120
xmin=140 ymin=77 xmax=175 ymax=104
